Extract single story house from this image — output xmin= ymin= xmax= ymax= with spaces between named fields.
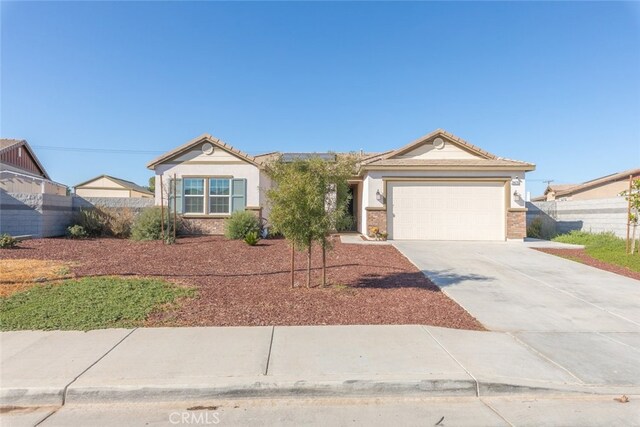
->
xmin=0 ymin=138 xmax=66 ymax=195
xmin=74 ymin=174 xmax=154 ymax=198
xmin=147 ymin=129 xmax=535 ymax=240
xmin=532 ymin=168 xmax=640 ymax=202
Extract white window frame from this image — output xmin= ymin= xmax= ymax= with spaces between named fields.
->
xmin=183 ymin=178 xmax=205 ymax=214
xmin=208 ymin=178 xmax=231 ymax=215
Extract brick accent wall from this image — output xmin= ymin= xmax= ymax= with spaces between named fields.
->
xmin=366 ymin=208 xmax=387 ymax=236
xmin=180 ymin=217 xmax=227 ymax=235
xmin=507 ymin=209 xmax=526 ymax=239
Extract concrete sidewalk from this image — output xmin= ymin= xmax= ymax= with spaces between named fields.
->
xmin=2 ymin=325 xmax=639 ymax=407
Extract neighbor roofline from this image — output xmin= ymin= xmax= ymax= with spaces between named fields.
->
xmin=0 ymin=139 xmax=51 ymax=180
xmin=553 ymin=168 xmax=640 ymax=197
xmin=74 ymin=174 xmax=153 ymax=195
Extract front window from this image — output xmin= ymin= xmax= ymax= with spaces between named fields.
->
xmin=183 ymin=178 xmax=205 ymax=213
xmin=209 ymin=178 xmax=230 ymax=214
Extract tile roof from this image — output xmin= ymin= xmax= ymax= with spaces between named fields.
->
xmin=553 ymin=168 xmax=640 ymax=197
xmin=147 ymin=134 xmax=260 ymax=169
xmin=362 ymin=158 xmax=535 ymax=169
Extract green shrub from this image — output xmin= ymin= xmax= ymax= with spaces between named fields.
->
xmin=66 ymin=225 xmax=88 ymax=239
xmin=224 ymin=211 xmax=260 ymax=240
xmin=0 ymin=234 xmax=18 ymax=249
xmin=527 ymin=217 xmax=543 ymax=239
xmin=244 ymin=231 xmax=260 ymax=246
xmin=74 ymin=208 xmax=108 ymax=237
xmin=131 ymin=207 xmax=163 ymax=241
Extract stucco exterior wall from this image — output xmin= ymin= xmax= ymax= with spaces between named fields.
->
xmin=153 ymin=162 xmax=263 ymax=209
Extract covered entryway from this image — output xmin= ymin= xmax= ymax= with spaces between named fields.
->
xmin=387 ymin=180 xmax=506 ymax=240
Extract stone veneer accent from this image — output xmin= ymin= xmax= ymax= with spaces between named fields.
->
xmin=180 ymin=217 xmax=227 ymax=235
xmin=507 ymin=209 xmax=527 ymax=239
xmin=180 ymin=208 xmax=262 ymax=235
xmin=366 ymin=207 xmax=387 ymax=235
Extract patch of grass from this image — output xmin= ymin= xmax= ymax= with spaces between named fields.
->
xmin=0 ymin=277 xmax=194 ymax=331
xmin=552 ymin=231 xmax=640 ymax=272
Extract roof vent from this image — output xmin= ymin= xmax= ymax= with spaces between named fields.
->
xmin=202 ymin=142 xmax=214 ymax=155
xmin=432 ymin=137 xmax=445 ymax=150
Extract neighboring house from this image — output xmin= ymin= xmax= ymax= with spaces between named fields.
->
xmin=147 ymin=129 xmax=535 ymax=240
xmin=0 ymin=138 xmax=66 ymax=195
xmin=74 ymin=175 xmax=154 ymax=198
xmin=532 ymin=168 xmax=640 ymax=202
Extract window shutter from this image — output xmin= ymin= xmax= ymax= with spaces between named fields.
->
xmin=231 ymin=178 xmax=246 ymax=212
xmin=168 ymin=178 xmax=183 ymax=214
xmin=175 ymin=178 xmax=183 ymax=214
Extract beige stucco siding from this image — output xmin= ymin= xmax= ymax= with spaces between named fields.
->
xmin=82 ymin=176 xmax=123 ymax=188
xmin=76 ymin=188 xmax=131 ymax=198
xmin=153 ymin=162 xmax=263 ymax=209
xmin=397 ymin=142 xmax=479 ymax=160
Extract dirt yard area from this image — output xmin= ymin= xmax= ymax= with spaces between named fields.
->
xmin=0 ymin=236 xmax=483 ymax=330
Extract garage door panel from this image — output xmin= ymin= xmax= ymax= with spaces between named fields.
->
xmin=388 ymin=181 xmax=505 ymax=241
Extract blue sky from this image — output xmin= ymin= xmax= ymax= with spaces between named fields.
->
xmin=2 ymin=1 xmax=639 ymax=197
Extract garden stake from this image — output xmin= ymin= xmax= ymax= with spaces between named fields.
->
xmin=291 ymin=243 xmax=295 ymax=288
xmin=173 ymin=173 xmax=177 ymax=241
xmin=627 ymin=174 xmax=632 ymax=254
xmin=160 ymin=175 xmax=165 ymax=242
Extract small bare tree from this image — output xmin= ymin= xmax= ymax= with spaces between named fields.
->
xmin=621 ymin=177 xmax=640 ymax=254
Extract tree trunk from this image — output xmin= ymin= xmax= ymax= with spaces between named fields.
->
xmin=290 ymin=243 xmax=295 ymax=288
xmin=307 ymin=241 xmax=312 ymax=288
xmin=632 ymin=224 xmax=637 ymax=255
xmin=322 ymin=239 xmax=326 ymax=287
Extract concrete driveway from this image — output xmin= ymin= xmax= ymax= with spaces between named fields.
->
xmin=393 ymin=240 xmax=640 ymax=333
xmin=393 ymin=240 xmax=640 ymax=388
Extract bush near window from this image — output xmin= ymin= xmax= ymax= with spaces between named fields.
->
xmin=131 ymin=206 xmax=178 ymax=241
xmin=224 ymin=211 xmax=260 ymax=240
xmin=0 ymin=234 xmax=18 ymax=249
xmin=66 ymin=225 xmax=88 ymax=239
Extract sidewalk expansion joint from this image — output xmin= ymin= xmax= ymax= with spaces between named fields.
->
xmin=263 ymin=326 xmax=275 ymax=376
xmin=507 ymin=332 xmax=584 ymax=385
xmin=421 ymin=326 xmax=479 ymax=397
xmin=60 ymin=328 xmax=139 ymax=405
xmin=479 ymin=397 xmax=515 ymax=427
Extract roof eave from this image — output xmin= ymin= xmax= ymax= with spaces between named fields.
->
xmin=146 ymin=134 xmax=262 ymax=170
xmin=361 ymin=165 xmax=536 ymax=172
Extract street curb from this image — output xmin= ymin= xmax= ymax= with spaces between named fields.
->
xmin=4 ymin=379 xmax=638 ymax=406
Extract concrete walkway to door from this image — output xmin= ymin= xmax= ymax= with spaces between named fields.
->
xmin=393 ymin=240 xmax=640 ymax=394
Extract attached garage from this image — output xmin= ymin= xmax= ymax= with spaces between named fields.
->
xmin=387 ymin=180 xmax=506 ymax=241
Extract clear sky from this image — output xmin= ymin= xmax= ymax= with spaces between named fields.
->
xmin=2 ymin=1 xmax=639 ymax=197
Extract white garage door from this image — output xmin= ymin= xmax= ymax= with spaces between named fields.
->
xmin=387 ymin=181 xmax=505 ymax=241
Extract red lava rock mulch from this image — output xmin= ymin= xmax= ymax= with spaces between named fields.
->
xmin=0 ymin=236 xmax=484 ymax=330
xmin=535 ymin=248 xmax=640 ymax=281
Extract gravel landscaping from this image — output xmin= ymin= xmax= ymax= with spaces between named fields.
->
xmin=0 ymin=236 xmax=483 ymax=330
